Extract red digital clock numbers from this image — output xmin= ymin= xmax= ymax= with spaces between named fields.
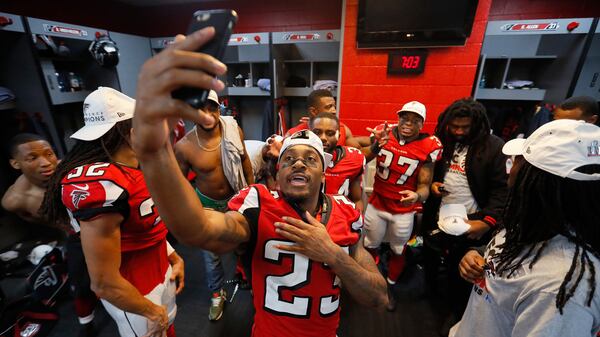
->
xmin=388 ymin=50 xmax=428 ymax=74
xmin=401 ymin=56 xmax=421 ymax=69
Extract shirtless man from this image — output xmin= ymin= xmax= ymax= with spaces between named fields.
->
xmin=174 ymin=89 xmax=254 ymax=321
xmin=2 ymin=133 xmax=97 ymax=337
xmin=2 ymin=133 xmax=58 ymax=223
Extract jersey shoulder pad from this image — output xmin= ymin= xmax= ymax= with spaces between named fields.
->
xmin=62 ymin=163 xmax=131 ymax=185
xmin=62 ymin=182 xmax=129 ymax=221
xmin=228 ymin=184 xmax=268 ymax=213
xmin=329 ymin=195 xmax=363 ymax=232
xmin=426 ymin=136 xmax=443 ymax=161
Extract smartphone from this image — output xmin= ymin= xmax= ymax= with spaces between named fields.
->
xmin=171 ymin=9 xmax=238 ymax=108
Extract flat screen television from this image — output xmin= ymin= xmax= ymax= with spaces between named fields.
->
xmin=357 ymin=0 xmax=479 ymax=49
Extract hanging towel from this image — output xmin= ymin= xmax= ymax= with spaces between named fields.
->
xmin=220 ymin=116 xmax=248 ymax=191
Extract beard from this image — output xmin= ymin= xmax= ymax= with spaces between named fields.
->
xmin=325 ymin=143 xmax=336 ymax=154
xmin=199 ymin=124 xmax=218 ymax=132
xmin=452 ymin=135 xmax=468 ymax=144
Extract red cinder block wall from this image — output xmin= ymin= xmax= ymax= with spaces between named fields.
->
xmin=338 ymin=0 xmax=492 ymax=136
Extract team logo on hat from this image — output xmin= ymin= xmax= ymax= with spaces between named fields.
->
xmin=588 ymin=140 xmax=600 ymax=157
xmin=291 ymin=130 xmax=311 ymax=139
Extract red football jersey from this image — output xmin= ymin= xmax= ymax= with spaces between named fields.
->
xmin=287 ymin=121 xmax=348 ymax=146
xmin=369 ymin=126 xmax=443 ymax=214
xmin=61 ymin=163 xmax=169 ymax=295
xmin=228 ymin=184 xmax=362 ymax=337
xmin=324 ymin=146 xmax=365 ymax=197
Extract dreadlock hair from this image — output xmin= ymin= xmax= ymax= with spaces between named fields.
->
xmin=434 ymin=98 xmax=491 ymax=162
xmin=495 ymin=161 xmax=600 ymax=313
xmin=39 ymin=119 xmax=132 ymax=228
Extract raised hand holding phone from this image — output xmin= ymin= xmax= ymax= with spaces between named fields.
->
xmin=171 ymin=9 xmax=238 ymax=108
xmin=133 ymin=26 xmax=227 ymax=156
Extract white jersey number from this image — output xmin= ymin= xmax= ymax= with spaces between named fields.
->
xmin=263 ymin=239 xmax=344 ymax=317
xmin=337 ymin=178 xmax=350 ymax=196
xmin=376 ymin=149 xmax=420 ymax=185
xmin=67 ymin=163 xmax=111 ymax=179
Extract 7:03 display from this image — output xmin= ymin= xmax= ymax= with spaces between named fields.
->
xmin=387 ymin=49 xmax=428 ymax=74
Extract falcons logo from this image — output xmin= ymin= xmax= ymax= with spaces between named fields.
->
xmin=34 ymin=266 xmax=58 ymax=289
xmin=70 ymin=186 xmax=90 ymax=209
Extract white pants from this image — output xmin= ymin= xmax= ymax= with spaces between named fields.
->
xmin=363 ymin=203 xmax=415 ymax=255
xmin=101 ymin=266 xmax=177 ymax=337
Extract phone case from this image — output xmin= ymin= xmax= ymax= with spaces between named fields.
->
xmin=171 ymin=9 xmax=238 ymax=108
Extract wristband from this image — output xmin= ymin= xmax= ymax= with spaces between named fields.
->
xmin=483 ymin=216 xmax=497 ymax=228
xmin=370 ymin=142 xmax=381 ymax=154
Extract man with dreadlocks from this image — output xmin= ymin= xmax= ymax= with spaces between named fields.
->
xmin=421 ymin=98 xmax=508 ymax=332
xmin=450 ymin=119 xmax=600 ymax=337
xmin=40 ymin=87 xmax=184 ymax=337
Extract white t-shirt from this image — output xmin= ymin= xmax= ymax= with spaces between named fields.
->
xmin=441 ymin=144 xmax=479 ymax=214
xmin=450 ymin=229 xmax=600 ymax=337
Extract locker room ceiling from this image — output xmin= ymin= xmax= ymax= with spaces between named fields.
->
xmin=115 ymin=0 xmax=229 ymax=6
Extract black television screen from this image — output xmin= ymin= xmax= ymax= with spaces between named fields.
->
xmin=357 ymin=0 xmax=479 ymax=48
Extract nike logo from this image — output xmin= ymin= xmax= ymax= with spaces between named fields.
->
xmin=72 ymin=184 xmax=89 ymax=190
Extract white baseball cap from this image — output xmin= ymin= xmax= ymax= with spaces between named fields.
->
xmin=28 ymin=244 xmax=53 ymax=265
xmin=502 ymin=119 xmax=600 ymax=181
xmin=437 ymin=203 xmax=470 ymax=236
xmin=279 ymin=130 xmax=332 ymax=172
xmin=71 ymin=87 xmax=135 ymax=141
xmin=397 ymin=101 xmax=426 ymax=121
xmin=207 ymin=90 xmax=219 ymax=105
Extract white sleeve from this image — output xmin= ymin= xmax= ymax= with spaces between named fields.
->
xmin=166 ymin=241 xmax=175 ymax=256
xmin=513 ymin=292 xmax=596 ymax=337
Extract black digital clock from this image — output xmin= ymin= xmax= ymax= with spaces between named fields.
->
xmin=387 ymin=49 xmax=428 ymax=74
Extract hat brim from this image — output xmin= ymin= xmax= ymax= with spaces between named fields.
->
xmin=397 ymin=109 xmax=426 ymax=121
xmin=207 ymin=90 xmax=219 ymax=105
xmin=70 ymin=122 xmax=116 ymax=141
xmin=438 ymin=216 xmax=470 ymax=236
xmin=502 ymin=138 xmax=526 ymax=156
xmin=279 ymin=144 xmax=333 ymax=172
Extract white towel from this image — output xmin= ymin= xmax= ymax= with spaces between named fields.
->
xmin=220 ymin=116 xmax=248 ymax=191
xmin=313 ymin=80 xmax=338 ymax=91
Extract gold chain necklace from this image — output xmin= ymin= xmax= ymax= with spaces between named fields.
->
xmin=194 ymin=126 xmax=221 ymax=152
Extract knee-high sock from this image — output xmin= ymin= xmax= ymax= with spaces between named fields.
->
xmin=366 ymin=247 xmax=380 ymax=265
xmin=387 ymin=253 xmax=406 ymax=284
xmin=74 ymin=294 xmax=97 ymax=324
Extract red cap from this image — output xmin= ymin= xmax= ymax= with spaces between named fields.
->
xmin=254 ymin=35 xmax=261 ymax=43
